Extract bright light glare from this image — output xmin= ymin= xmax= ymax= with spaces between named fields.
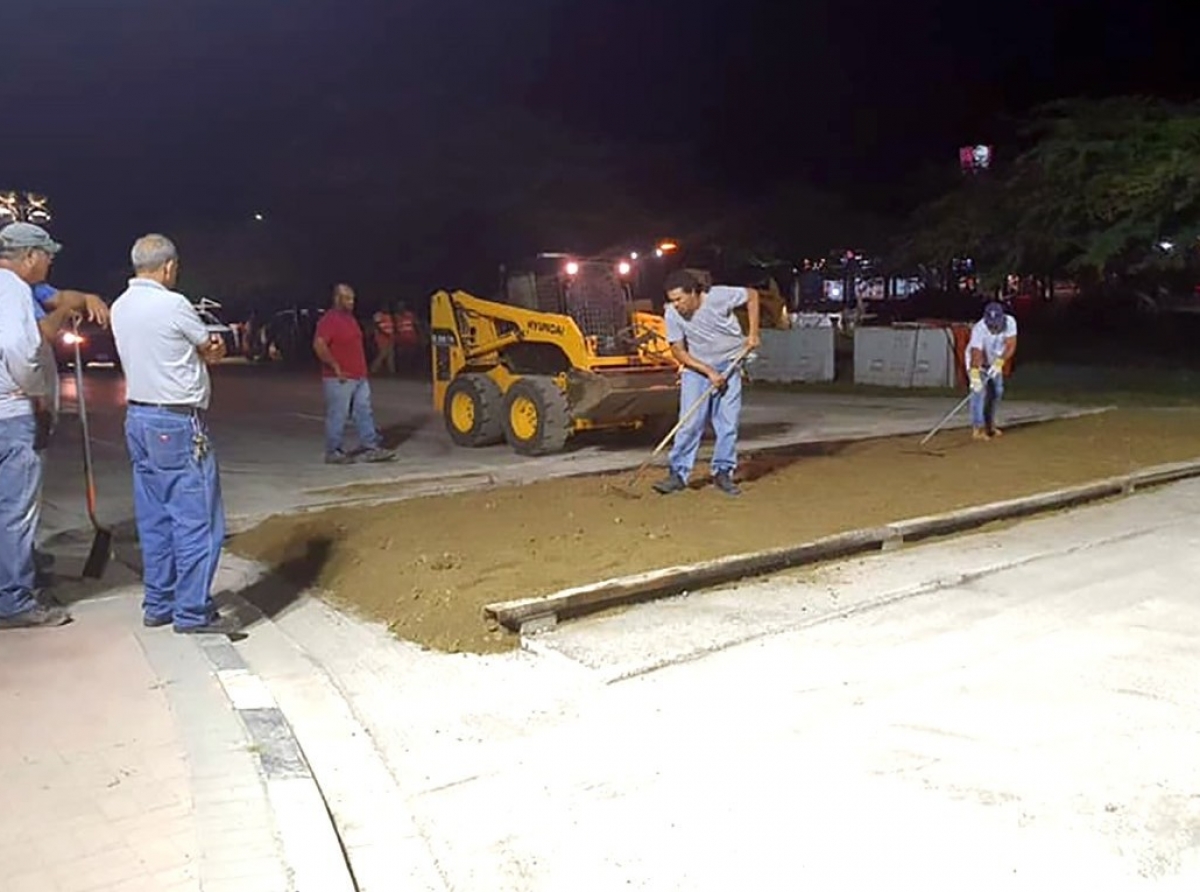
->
xmin=62 ymin=332 xmax=83 ymax=346
xmin=1159 ymin=240 xmax=1175 ymax=251
xmin=630 ymin=251 xmax=639 ymax=260
xmin=253 ymin=213 xmax=265 ymax=221
xmin=658 ymin=240 xmax=678 ymax=253
xmin=617 ymin=261 xmax=632 ymax=276
xmin=655 ymin=248 xmax=664 ymax=258
xmin=565 ymin=261 xmax=580 ymax=275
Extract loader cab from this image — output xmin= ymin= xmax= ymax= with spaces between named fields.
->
xmin=500 ymin=253 xmax=640 ymax=357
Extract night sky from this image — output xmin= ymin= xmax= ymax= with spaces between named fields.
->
xmin=0 ymin=0 xmax=1192 ymax=309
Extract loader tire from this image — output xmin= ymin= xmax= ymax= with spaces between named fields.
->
xmin=502 ymin=376 xmax=571 ymax=456
xmin=444 ymin=374 xmax=505 ymax=447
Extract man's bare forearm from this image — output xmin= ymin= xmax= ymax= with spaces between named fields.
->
xmin=745 ymin=288 xmax=761 ymax=343
xmin=669 ymin=343 xmax=715 ymax=378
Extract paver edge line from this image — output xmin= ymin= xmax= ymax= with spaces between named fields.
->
xmin=193 ymin=638 xmax=360 ymax=892
xmin=483 ymin=455 xmax=1200 ymax=631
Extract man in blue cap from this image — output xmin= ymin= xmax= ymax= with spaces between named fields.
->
xmin=0 ymin=222 xmax=107 ymax=627
xmin=965 ymin=300 xmax=1018 ymax=440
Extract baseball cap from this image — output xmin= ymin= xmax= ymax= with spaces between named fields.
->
xmin=0 ymin=222 xmax=62 ymax=254
xmin=983 ymin=301 xmax=1005 ymax=331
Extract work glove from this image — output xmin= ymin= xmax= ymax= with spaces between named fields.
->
xmin=990 ymin=358 xmax=1005 ymax=379
xmin=969 ymin=367 xmax=984 ymax=394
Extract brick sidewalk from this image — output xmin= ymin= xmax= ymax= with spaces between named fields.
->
xmin=0 ymin=589 xmax=291 ymax=892
xmin=0 ymin=593 xmax=198 ymax=892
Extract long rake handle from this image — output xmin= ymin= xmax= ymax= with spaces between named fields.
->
xmin=73 ymin=324 xmax=102 ymax=529
xmin=919 ymin=368 xmax=997 ymax=446
xmin=626 ymin=345 xmax=753 ymax=487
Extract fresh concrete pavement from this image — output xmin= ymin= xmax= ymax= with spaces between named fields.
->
xmin=7 ymin=363 xmax=1196 ymax=891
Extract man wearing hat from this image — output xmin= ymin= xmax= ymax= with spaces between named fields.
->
xmin=966 ymin=300 xmax=1018 ymax=441
xmin=0 ymin=222 xmax=106 ymax=628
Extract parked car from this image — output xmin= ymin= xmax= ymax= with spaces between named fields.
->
xmin=54 ymin=321 xmax=120 ymax=371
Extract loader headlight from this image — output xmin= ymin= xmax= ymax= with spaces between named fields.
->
xmin=565 ymin=261 xmax=580 ymax=276
xmin=617 ymin=261 xmax=632 ymax=276
xmin=61 ymin=331 xmax=84 ymax=346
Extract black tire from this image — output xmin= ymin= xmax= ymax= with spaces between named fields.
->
xmin=502 ymin=376 xmax=571 ymax=455
xmin=443 ymin=374 xmax=504 ymax=447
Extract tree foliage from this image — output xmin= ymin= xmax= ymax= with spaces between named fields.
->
xmin=898 ymin=97 xmax=1200 ymax=284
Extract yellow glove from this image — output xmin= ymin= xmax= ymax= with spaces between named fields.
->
xmin=969 ymin=367 xmax=984 ymax=394
xmin=990 ymin=358 xmax=1005 ymax=378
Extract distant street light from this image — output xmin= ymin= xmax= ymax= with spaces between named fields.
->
xmin=253 ymin=213 xmax=265 ymax=222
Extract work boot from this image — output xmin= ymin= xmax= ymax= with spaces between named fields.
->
xmin=357 ymin=447 xmax=396 ymax=463
xmin=325 ymin=450 xmax=354 ymax=465
xmin=174 ymin=614 xmax=243 ymax=636
xmin=652 ymin=472 xmax=687 ymax=495
xmin=0 ymin=604 xmax=72 ymax=629
xmin=972 ymin=427 xmax=989 ymax=441
xmin=988 ymin=427 xmax=1004 ymax=438
xmin=713 ymin=472 xmax=742 ymax=497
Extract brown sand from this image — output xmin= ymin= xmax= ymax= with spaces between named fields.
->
xmin=231 ymin=409 xmax=1200 ymax=654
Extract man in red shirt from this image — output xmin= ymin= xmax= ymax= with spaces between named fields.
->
xmin=312 ymin=283 xmax=395 ymax=464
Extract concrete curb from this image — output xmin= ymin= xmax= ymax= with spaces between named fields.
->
xmin=195 ymin=634 xmax=358 ymax=892
xmin=484 ymin=456 xmax=1200 ymax=634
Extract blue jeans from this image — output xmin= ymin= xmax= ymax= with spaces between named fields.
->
xmin=669 ymin=361 xmax=744 ymax=480
xmin=323 ymin=378 xmax=381 ymax=455
xmin=970 ymin=374 xmax=1004 ymax=429
xmin=0 ymin=415 xmax=40 ymax=618
xmin=125 ymin=406 xmax=226 ymax=629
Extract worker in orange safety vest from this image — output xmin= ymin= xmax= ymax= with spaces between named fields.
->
xmin=370 ymin=305 xmax=396 ymax=375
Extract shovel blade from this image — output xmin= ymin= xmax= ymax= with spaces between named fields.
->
xmin=81 ymin=528 xmax=113 ymax=579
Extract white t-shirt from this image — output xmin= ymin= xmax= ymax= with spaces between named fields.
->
xmin=965 ymin=314 xmax=1018 ymax=367
xmin=0 ymin=269 xmax=47 ymax=420
xmin=111 ymin=279 xmax=212 ymax=409
xmin=664 ymin=285 xmax=748 ymax=366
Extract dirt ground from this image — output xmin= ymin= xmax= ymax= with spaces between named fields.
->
xmin=232 ymin=409 xmax=1200 ymax=654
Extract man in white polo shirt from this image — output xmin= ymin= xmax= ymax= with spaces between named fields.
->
xmin=111 ymin=234 xmax=239 ymax=635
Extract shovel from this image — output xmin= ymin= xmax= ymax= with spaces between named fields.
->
xmin=73 ymin=324 xmax=113 ymax=578
xmin=612 ymin=345 xmax=753 ymax=498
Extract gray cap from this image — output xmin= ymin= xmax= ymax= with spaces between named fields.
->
xmin=0 ymin=222 xmax=62 ymax=254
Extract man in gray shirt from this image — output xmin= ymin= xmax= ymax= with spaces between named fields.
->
xmin=654 ymin=269 xmax=760 ymax=497
xmin=111 ymin=234 xmax=238 ymax=635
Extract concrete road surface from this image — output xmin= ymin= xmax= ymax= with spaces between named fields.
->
xmin=40 ymin=364 xmax=1085 ymax=554
xmin=243 ymin=477 xmax=1200 ymax=890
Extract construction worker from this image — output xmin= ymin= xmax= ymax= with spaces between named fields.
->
xmin=370 ymin=303 xmax=397 ymax=375
xmin=393 ymin=301 xmax=421 ymax=376
xmin=312 ymin=283 xmax=396 ymax=464
xmin=653 ymin=269 xmax=760 ymax=497
xmin=111 ymin=234 xmax=239 ymax=635
xmin=966 ymin=300 xmax=1018 ymax=440
xmin=0 ymin=223 xmax=106 ymax=628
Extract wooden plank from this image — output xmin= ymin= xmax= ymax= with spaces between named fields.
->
xmin=485 ymin=454 xmax=1200 ymax=633
xmin=887 ymin=479 xmax=1127 ymax=543
xmin=484 ymin=527 xmax=894 ymax=630
xmin=1127 ymin=459 xmax=1200 ymax=490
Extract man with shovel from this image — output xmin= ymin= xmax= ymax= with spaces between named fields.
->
xmin=653 ymin=270 xmax=760 ymax=497
xmin=0 ymin=223 xmax=106 ymax=628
